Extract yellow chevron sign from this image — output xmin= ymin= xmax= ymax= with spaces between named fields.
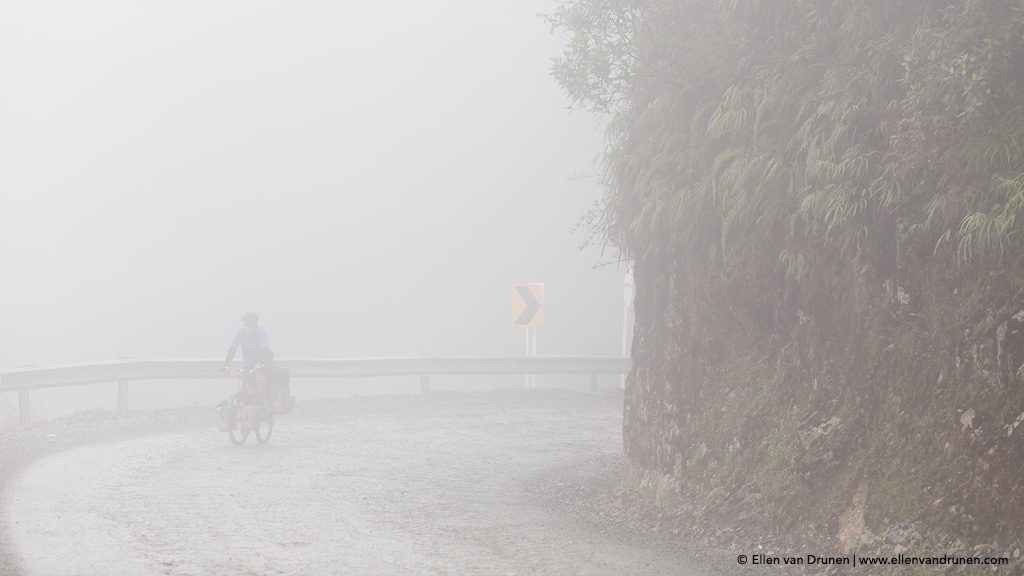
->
xmin=511 ymin=283 xmax=544 ymax=328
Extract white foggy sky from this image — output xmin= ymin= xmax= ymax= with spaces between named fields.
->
xmin=0 ymin=0 xmax=625 ymax=368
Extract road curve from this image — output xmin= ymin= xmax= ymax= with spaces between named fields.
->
xmin=4 ymin=394 xmax=704 ymax=576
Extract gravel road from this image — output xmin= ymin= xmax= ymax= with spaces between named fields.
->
xmin=2 ymin=391 xmax=722 ymax=576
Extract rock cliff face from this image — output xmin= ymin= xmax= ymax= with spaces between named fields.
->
xmin=543 ymin=0 xmax=1024 ymax=556
xmin=623 ymin=248 xmax=1024 ymax=548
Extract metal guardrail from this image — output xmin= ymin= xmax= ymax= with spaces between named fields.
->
xmin=0 ymin=356 xmax=631 ymax=425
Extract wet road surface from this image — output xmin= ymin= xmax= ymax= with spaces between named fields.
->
xmin=4 ymin=394 xmax=706 ymax=576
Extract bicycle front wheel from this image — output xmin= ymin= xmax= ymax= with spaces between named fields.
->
xmin=255 ymin=416 xmax=273 ymax=444
xmin=228 ymin=402 xmax=249 ymax=446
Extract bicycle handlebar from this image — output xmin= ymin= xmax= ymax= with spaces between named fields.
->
xmin=223 ymin=364 xmax=271 ymax=377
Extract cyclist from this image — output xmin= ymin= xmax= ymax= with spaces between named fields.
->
xmin=223 ymin=312 xmax=274 ymax=413
xmin=224 ymin=312 xmax=273 ymax=368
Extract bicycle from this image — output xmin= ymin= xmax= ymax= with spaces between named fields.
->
xmin=218 ymin=366 xmax=275 ymax=446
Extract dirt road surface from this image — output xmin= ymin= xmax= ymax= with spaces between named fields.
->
xmin=3 ymin=392 xmax=728 ymax=576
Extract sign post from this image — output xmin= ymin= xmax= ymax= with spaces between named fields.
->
xmin=512 ymin=283 xmax=544 ymax=388
xmin=622 ymin=270 xmax=634 ymax=389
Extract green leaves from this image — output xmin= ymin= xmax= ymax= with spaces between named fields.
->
xmin=551 ymin=0 xmax=1024 ymax=283
xmin=953 ymin=173 xmax=1024 ymax=264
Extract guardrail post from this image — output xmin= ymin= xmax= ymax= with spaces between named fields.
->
xmin=420 ymin=374 xmax=430 ymax=393
xmin=117 ymin=380 xmax=128 ymax=414
xmin=18 ymin=390 xmax=30 ymax=425
xmin=590 ymin=373 xmax=599 ymax=394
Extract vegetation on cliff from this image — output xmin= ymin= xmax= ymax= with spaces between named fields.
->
xmin=552 ymin=0 xmax=1024 ymax=557
xmin=552 ymin=0 xmax=1024 ymax=273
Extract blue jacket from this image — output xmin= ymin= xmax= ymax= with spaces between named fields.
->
xmin=224 ymin=327 xmax=273 ymax=368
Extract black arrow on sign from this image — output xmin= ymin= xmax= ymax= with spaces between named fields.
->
xmin=515 ymin=285 xmax=541 ymax=326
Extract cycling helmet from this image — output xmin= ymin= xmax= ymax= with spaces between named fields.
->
xmin=242 ymin=312 xmax=259 ymax=324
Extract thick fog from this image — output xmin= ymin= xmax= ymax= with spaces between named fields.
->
xmin=2 ymin=2 xmax=1020 ymax=573
xmin=0 ymin=0 xmax=624 ymax=374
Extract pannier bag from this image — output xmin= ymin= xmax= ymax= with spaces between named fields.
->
xmin=216 ymin=400 xmax=233 ymax=432
xmin=273 ymin=391 xmax=295 ymax=415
